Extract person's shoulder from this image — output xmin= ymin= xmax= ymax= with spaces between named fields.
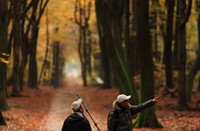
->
xmin=66 ymin=113 xmax=75 ymax=119
xmin=108 ymin=109 xmax=118 ymax=117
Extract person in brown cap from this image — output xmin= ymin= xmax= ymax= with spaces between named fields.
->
xmin=107 ymin=94 xmax=159 ymax=131
xmin=61 ymin=98 xmax=92 ymax=131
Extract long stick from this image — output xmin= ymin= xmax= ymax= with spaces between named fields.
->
xmin=77 ymin=94 xmax=101 ymax=131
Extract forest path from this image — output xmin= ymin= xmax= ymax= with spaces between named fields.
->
xmin=44 ymin=78 xmax=101 ymax=131
xmin=44 ymin=88 xmax=73 ymax=131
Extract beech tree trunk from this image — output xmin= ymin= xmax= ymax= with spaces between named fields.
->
xmin=134 ymin=0 xmax=162 ymax=128
xmin=11 ymin=0 xmax=21 ymax=96
xmin=95 ymin=0 xmax=138 ymax=103
xmin=164 ymin=0 xmax=175 ymax=89
xmin=177 ymin=0 xmax=192 ymax=110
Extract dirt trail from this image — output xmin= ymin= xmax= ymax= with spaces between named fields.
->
xmin=44 ymin=78 xmax=101 ymax=131
xmin=44 ymin=89 xmax=73 ymax=131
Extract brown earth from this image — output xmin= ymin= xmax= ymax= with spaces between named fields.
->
xmin=1 ymin=78 xmax=200 ymax=131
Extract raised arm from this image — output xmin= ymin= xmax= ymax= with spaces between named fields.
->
xmin=130 ymin=96 xmax=159 ymax=115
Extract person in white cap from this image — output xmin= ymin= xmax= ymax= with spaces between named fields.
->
xmin=107 ymin=94 xmax=159 ymax=131
xmin=61 ymin=98 xmax=92 ymax=131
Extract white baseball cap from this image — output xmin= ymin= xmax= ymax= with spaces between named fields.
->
xmin=117 ymin=94 xmax=131 ymax=103
xmin=71 ymin=98 xmax=83 ymax=111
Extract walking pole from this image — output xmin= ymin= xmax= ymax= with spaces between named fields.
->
xmin=77 ymin=94 xmax=101 ymax=131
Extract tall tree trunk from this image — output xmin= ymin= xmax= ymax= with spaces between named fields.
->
xmin=177 ymin=0 xmax=192 ymax=110
xmin=11 ymin=0 xmax=22 ymax=96
xmin=186 ymin=1 xmax=200 ymax=101
xmin=186 ymin=51 xmax=200 ymax=101
xmin=124 ymin=0 xmax=134 ymax=80
xmin=51 ymin=42 xmax=60 ymax=87
xmin=28 ymin=26 xmax=39 ymax=88
xmin=95 ymin=0 xmax=138 ymax=103
xmin=164 ymin=0 xmax=175 ymax=89
xmin=19 ymin=46 xmax=28 ymax=90
xmin=28 ymin=0 xmax=49 ymax=88
xmin=111 ymin=1 xmax=126 ymax=92
xmin=95 ymin=7 xmax=111 ymax=88
xmin=19 ymin=0 xmax=32 ymax=91
xmin=39 ymin=9 xmax=49 ymax=84
xmin=28 ymin=0 xmax=39 ymax=88
xmin=79 ymin=29 xmax=87 ymax=86
xmin=151 ymin=0 xmax=160 ymax=61
xmin=74 ymin=0 xmax=85 ymax=86
xmin=134 ymin=0 xmax=162 ymax=128
xmin=74 ymin=0 xmax=91 ymax=86
xmin=132 ymin=0 xmax=140 ymax=76
xmin=83 ymin=28 xmax=88 ymax=86
xmin=0 ymin=0 xmax=9 ymax=111
xmin=87 ymin=30 xmax=92 ymax=79
xmin=173 ymin=0 xmax=180 ymax=69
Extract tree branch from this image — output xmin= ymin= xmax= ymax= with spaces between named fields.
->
xmin=180 ymin=0 xmax=192 ymax=27
xmin=37 ymin=0 xmax=49 ymax=24
xmin=20 ymin=0 xmax=33 ymax=19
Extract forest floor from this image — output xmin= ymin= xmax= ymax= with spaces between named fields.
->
xmin=1 ymin=78 xmax=200 ymax=131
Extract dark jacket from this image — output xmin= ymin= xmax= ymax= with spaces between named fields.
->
xmin=62 ymin=112 xmax=92 ymax=131
xmin=107 ymin=100 xmax=155 ymax=131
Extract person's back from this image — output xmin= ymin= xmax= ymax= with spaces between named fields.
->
xmin=107 ymin=101 xmax=133 ymax=131
xmin=62 ymin=112 xmax=91 ymax=131
xmin=61 ymin=98 xmax=92 ymax=131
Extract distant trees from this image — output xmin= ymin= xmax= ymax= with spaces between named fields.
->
xmin=19 ymin=0 xmax=48 ymax=90
xmin=28 ymin=0 xmax=49 ymax=88
xmin=51 ymin=41 xmax=64 ymax=87
xmin=74 ymin=0 xmax=92 ymax=86
xmin=0 ymin=0 xmax=49 ymax=99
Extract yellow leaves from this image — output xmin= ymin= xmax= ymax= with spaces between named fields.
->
xmin=0 ymin=58 xmax=9 ymax=64
xmin=0 ymin=53 xmax=9 ymax=64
